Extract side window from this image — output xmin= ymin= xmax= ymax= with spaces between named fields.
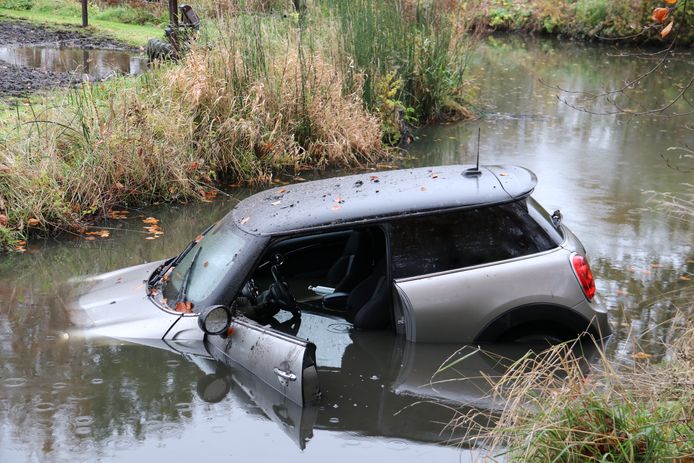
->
xmin=390 ymin=201 xmax=559 ymax=278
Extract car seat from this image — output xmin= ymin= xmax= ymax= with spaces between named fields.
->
xmin=345 ymin=259 xmax=390 ymax=329
xmin=325 ymin=229 xmax=374 ymax=293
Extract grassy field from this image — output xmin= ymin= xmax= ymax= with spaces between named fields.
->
xmin=0 ymin=7 xmax=161 ymax=46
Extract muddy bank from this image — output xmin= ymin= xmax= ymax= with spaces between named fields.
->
xmin=0 ymin=19 xmax=139 ymax=97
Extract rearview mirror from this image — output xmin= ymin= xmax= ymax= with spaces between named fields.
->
xmin=198 ymin=305 xmax=232 ymax=335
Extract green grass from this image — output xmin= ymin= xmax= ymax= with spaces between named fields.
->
xmin=0 ymin=7 xmax=161 ymax=46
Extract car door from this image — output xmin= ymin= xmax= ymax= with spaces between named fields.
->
xmin=389 ymin=202 xmax=569 ymax=343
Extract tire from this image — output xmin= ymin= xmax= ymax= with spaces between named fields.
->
xmin=145 ymin=38 xmax=176 ymax=62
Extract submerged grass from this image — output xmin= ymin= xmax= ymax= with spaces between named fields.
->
xmin=0 ymin=1 xmax=477 ymax=249
xmin=445 ymin=316 xmax=694 ymax=461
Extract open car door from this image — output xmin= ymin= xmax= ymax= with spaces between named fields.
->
xmin=203 ymin=315 xmax=319 ymax=407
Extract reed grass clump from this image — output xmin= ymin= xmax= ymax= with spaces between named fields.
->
xmin=446 ymin=318 xmax=694 ymax=462
xmin=0 ymin=14 xmax=384 ymax=247
xmin=0 ymin=1 xmax=478 ymax=248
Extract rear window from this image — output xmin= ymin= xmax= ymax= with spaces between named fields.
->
xmin=390 ymin=200 xmax=560 ymax=278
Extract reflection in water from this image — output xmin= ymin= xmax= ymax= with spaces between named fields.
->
xmin=0 ymin=46 xmax=146 ymax=80
xmin=1 ymin=37 xmax=693 ymax=461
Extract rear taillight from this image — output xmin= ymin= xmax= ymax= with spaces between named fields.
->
xmin=571 ymin=253 xmax=596 ymax=301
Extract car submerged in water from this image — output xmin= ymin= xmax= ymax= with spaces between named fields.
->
xmin=70 ymin=164 xmax=610 ymax=405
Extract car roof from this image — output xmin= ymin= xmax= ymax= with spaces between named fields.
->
xmin=231 ymin=164 xmax=537 ymax=236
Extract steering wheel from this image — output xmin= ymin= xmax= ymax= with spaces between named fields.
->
xmin=269 ymin=254 xmax=299 ymax=315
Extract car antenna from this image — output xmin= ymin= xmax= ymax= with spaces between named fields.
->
xmin=463 ymin=127 xmax=482 ymax=177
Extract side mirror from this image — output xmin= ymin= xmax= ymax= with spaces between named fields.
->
xmin=198 ymin=305 xmax=232 ymax=335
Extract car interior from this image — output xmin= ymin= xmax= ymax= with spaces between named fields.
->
xmin=236 ymin=226 xmax=392 ymax=331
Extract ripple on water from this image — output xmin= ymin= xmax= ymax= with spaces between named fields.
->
xmin=327 ymin=323 xmax=352 ymax=333
xmin=3 ymin=377 xmax=28 ymax=388
xmin=386 ymin=439 xmax=409 ymax=451
xmin=175 ymin=402 xmax=192 ymax=413
xmin=166 ymin=360 xmax=181 ymax=368
xmin=329 ymin=417 xmax=340 ymax=424
xmin=74 ymin=426 xmax=92 ymax=436
xmin=90 ymin=378 xmax=104 ymax=385
xmin=35 ymin=402 xmax=55 ymax=412
xmin=52 ymin=382 xmax=68 ymax=390
xmin=74 ymin=416 xmax=94 ymax=426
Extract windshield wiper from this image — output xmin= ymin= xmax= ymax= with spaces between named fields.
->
xmin=177 ymin=246 xmax=202 ymax=303
xmin=149 ymin=223 xmax=214 ymax=287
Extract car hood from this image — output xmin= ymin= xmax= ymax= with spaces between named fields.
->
xmin=68 ymin=260 xmax=200 ymax=340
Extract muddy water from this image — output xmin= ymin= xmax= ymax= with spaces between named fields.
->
xmin=0 ymin=46 xmax=146 ymax=80
xmin=1 ymin=37 xmax=693 ymax=462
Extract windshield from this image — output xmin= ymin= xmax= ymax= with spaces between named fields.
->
xmin=162 ymin=220 xmax=258 ymax=310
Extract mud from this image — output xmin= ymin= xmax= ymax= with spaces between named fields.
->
xmin=0 ymin=19 xmax=140 ymax=97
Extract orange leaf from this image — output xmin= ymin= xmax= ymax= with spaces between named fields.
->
xmin=84 ymin=236 xmax=96 ymax=241
xmin=142 ymin=217 xmax=159 ymax=224
xmin=278 ymin=188 xmax=287 ymax=194
xmin=203 ymin=190 xmax=218 ymax=201
xmin=661 ymin=20 xmax=673 ymax=37
xmin=98 ymin=230 xmax=110 ymax=238
xmin=194 ymin=234 xmax=204 ymax=242
xmin=664 ymin=0 xmax=677 ymax=4
xmin=190 ymin=161 xmax=199 ymax=170
xmin=652 ymin=7 xmax=668 ymax=22
xmin=175 ymin=301 xmax=193 ymax=313
xmin=27 ymin=218 xmax=40 ymax=227
xmin=633 ymin=352 xmax=652 ymax=360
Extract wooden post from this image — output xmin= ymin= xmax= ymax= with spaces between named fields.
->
xmin=168 ymin=0 xmax=179 ymax=27
xmin=81 ymin=0 xmax=88 ymax=27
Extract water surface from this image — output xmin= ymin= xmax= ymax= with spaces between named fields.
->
xmin=0 ymin=46 xmax=146 ymax=80
xmin=1 ymin=37 xmax=692 ymax=462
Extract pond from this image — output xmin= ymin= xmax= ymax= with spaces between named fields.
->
xmin=0 ymin=46 xmax=146 ymax=81
xmin=1 ymin=37 xmax=692 ymax=462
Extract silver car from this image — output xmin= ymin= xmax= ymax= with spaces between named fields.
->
xmin=70 ymin=164 xmax=611 ymax=405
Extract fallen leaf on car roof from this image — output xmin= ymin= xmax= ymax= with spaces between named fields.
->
xmin=271 ymin=200 xmax=282 ymax=206
xmin=240 ymin=217 xmax=250 ymax=225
